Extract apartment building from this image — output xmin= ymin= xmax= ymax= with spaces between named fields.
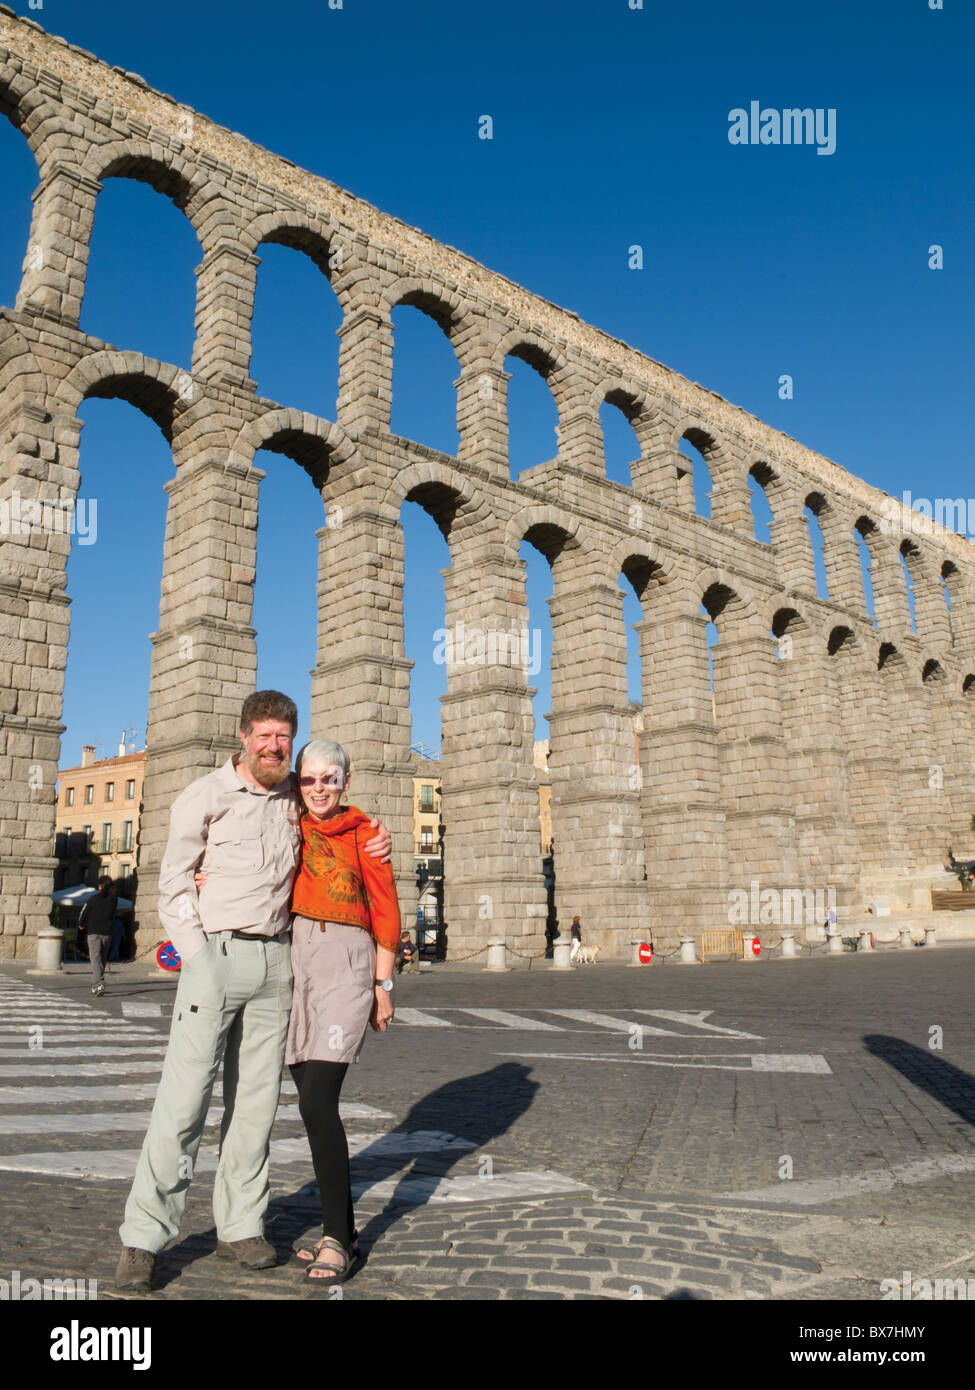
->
xmin=54 ymin=743 xmax=145 ymax=894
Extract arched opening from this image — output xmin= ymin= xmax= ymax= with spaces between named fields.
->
xmin=251 ymin=448 xmax=323 ymax=735
xmin=855 ymin=517 xmax=876 ymax=621
xmin=678 ymin=429 xmax=714 ymax=519
xmin=804 ymin=494 xmax=829 ymax=600
xmin=251 ymin=240 xmax=343 ymax=420
xmin=941 ymin=560 xmax=958 ymax=646
xmin=600 ymin=396 xmax=641 ymax=488
xmin=83 ymin=175 xmax=200 ymax=366
xmin=400 ymin=491 xmax=453 ymax=944
xmin=748 ymin=463 xmax=775 ymax=543
xmin=506 ymin=347 xmax=559 ymax=480
xmin=899 ymin=540 xmax=919 ymax=634
xmin=0 ymin=101 xmax=39 ymax=310
xmin=390 ymin=299 xmax=461 ymax=456
xmin=59 ymin=395 xmax=173 ymax=901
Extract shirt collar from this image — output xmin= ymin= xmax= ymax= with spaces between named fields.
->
xmin=217 ymin=755 xmax=298 ymax=799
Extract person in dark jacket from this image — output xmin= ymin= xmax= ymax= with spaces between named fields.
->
xmin=80 ymin=877 xmax=118 ymax=996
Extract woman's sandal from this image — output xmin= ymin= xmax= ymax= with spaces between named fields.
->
xmin=295 ymin=1228 xmax=359 ymax=1262
xmin=303 ymin=1235 xmax=360 ymax=1285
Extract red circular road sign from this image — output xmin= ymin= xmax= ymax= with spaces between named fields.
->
xmin=156 ymin=940 xmax=182 ymax=971
xmin=751 ymin=938 xmax=762 ymax=957
xmin=638 ymin=942 xmax=653 ymax=964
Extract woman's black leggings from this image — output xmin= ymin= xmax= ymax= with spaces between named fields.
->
xmin=288 ymin=1060 xmax=355 ymax=1247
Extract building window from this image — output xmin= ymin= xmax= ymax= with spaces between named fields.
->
xmin=81 ymin=825 xmax=92 ymax=848
xmin=66 ymin=787 xmax=75 ymax=807
xmin=420 ymin=826 xmax=434 ymax=851
xmin=101 ymin=824 xmax=112 ymax=853
xmin=420 ymin=784 xmax=435 ymax=811
xmin=106 ymin=782 xmax=114 ymax=802
xmin=121 ymin=821 xmax=134 ymax=852
xmin=126 ymin=779 xmax=136 ymax=800
xmin=84 ymin=785 xmax=94 ymax=805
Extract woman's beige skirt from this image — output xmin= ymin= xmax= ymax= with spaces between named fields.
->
xmin=285 ymin=915 xmax=376 ymax=1066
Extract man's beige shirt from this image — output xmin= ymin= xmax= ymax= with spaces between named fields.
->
xmin=157 ymin=755 xmax=303 ymax=964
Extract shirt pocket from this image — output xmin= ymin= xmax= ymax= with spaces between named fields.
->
xmin=205 ymin=822 xmax=265 ymax=874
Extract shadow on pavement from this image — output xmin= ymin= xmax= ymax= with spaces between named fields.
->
xmin=271 ymin=1060 xmax=540 ymax=1266
xmin=863 ymin=1034 xmax=975 ymax=1127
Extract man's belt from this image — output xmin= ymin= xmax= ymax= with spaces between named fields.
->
xmin=230 ymin=929 xmax=291 ymax=943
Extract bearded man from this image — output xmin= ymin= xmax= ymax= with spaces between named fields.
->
xmin=116 ymin=691 xmax=392 ymax=1292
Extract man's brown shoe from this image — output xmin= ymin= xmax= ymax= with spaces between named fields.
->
xmin=215 ymin=1235 xmax=278 ymax=1269
xmin=115 ymin=1246 xmax=156 ymax=1293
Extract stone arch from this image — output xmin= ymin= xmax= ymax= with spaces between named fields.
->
xmin=242 ymin=209 xmax=364 ymax=307
xmin=384 ymin=459 xmax=493 ymax=541
xmin=0 ymin=62 xmax=68 ymax=167
xmin=0 ymin=316 xmax=45 ymax=405
xmin=671 ymin=416 xmax=740 ymax=520
xmin=228 ymin=407 xmax=356 ymax=490
xmin=505 ymin=502 xmax=582 ymax=566
xmin=827 ymin=622 xmax=858 ymax=657
xmin=609 ymin=537 xmax=675 ymax=599
xmin=382 ymin=276 xmax=474 ymax=349
xmin=922 ymin=658 xmax=946 ymax=685
xmin=696 ymin=566 xmax=760 ymax=630
xmin=82 ymin=140 xmax=214 ymax=243
xmin=596 ymin=380 xmax=658 ymax=437
xmin=57 ymin=350 xmax=193 ymax=442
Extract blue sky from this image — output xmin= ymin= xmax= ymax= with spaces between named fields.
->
xmin=0 ymin=0 xmax=971 ymax=766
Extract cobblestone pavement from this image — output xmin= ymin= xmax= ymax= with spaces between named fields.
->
xmin=2 ymin=947 xmax=974 ymax=1303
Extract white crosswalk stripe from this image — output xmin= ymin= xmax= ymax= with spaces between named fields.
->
xmin=0 ymin=1048 xmax=167 ymax=1060
xmin=446 ymin=1008 xmax=563 ymax=1031
xmin=544 ymin=1008 xmax=677 ymax=1035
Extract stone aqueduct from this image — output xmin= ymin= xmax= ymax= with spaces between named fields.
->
xmin=1 ymin=10 xmax=974 ymax=963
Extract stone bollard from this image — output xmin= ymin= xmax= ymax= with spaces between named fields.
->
xmin=678 ymin=935 xmax=698 ymax=965
xmin=31 ymin=928 xmax=64 ymax=974
xmin=924 ymin=927 xmax=937 ymax=948
xmin=552 ymin=940 xmax=573 ymax=970
xmin=899 ymin=927 xmax=914 ymax=949
xmin=780 ymin=929 xmax=797 ymax=958
xmin=827 ymin=932 xmax=844 ymax=955
xmin=742 ymin=933 xmax=759 ymax=961
xmin=858 ymin=930 xmax=875 ymax=952
xmin=485 ymin=937 xmax=508 ymax=972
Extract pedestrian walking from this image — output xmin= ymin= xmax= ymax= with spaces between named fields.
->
xmin=570 ymin=914 xmax=583 ymax=963
xmin=79 ymin=877 xmax=117 ymax=996
xmin=114 ymin=691 xmax=391 ymax=1294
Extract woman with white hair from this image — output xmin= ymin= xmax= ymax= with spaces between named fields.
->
xmin=284 ymin=737 xmax=402 ymax=1285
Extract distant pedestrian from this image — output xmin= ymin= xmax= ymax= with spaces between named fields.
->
xmin=397 ymin=929 xmax=419 ymax=975
xmin=570 ymin=915 xmax=583 ymax=963
xmin=79 ymin=877 xmax=118 ymax=996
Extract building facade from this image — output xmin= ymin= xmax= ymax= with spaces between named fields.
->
xmin=54 ymin=745 xmax=144 ymax=896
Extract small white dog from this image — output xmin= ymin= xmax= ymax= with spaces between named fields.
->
xmin=576 ymin=943 xmax=601 ymax=965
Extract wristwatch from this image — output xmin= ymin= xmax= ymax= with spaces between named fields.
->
xmin=374 ymin=977 xmax=394 ymax=992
